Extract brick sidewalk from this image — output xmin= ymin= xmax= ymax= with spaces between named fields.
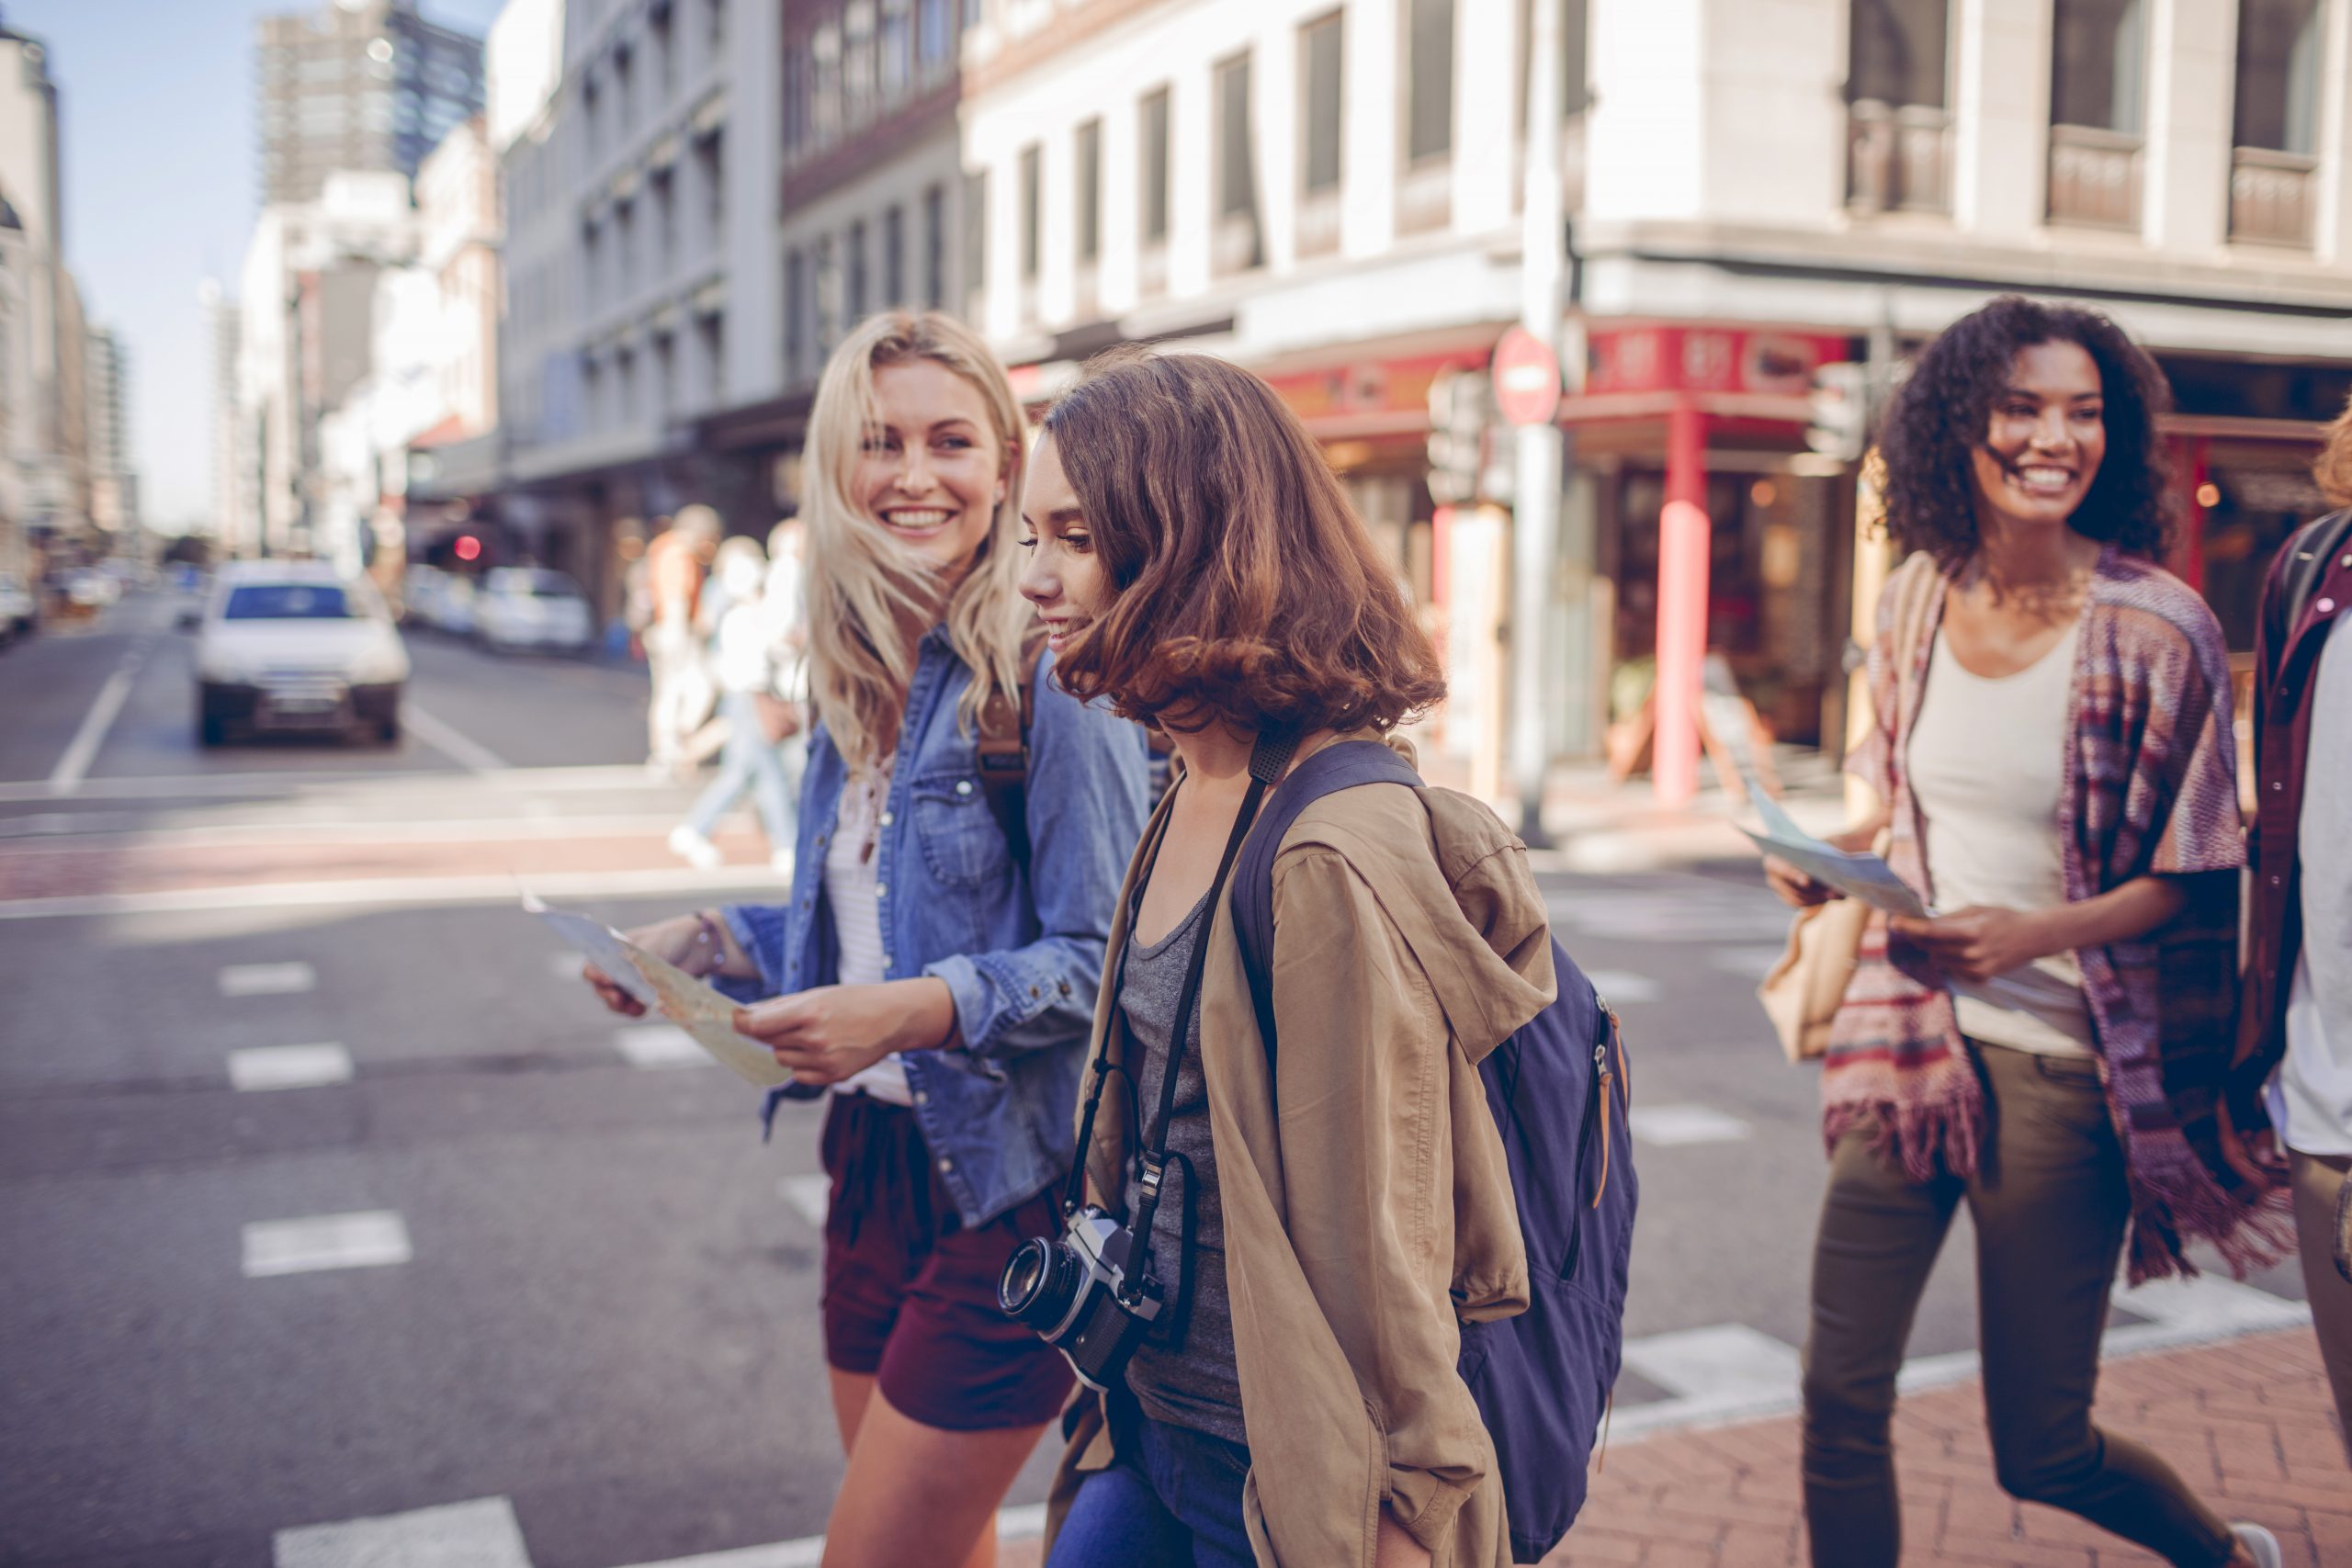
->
xmin=1003 ymin=1327 xmax=2348 ymax=1567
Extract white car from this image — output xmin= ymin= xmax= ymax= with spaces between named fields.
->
xmin=0 ymin=570 xmax=35 ymax=643
xmin=189 ymin=562 xmax=410 ymax=746
xmin=476 ymin=568 xmax=595 ymax=654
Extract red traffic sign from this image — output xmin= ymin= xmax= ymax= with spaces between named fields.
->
xmin=1491 ymin=325 xmax=1563 ymax=427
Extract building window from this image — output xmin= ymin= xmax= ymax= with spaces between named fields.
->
xmin=816 ymin=233 xmax=839 ymax=350
xmin=1019 ymin=143 xmax=1042 ymax=282
xmin=1213 ymin=51 xmax=1262 ymax=274
xmin=1403 ymin=0 xmax=1453 ymax=164
xmin=849 ymin=219 xmax=869 ymax=321
xmin=1138 ymin=86 xmax=1171 ymax=245
xmin=2230 ymin=0 xmax=2323 ymax=244
xmin=963 ymin=168 xmax=988 ymax=320
xmin=880 ymin=0 xmax=912 ymax=100
xmin=845 ymin=3 xmax=876 ymax=126
xmin=813 ymin=25 xmax=842 ymax=143
xmin=919 ymin=0 xmax=953 ymax=70
xmin=1844 ymin=0 xmax=1950 ymax=213
xmin=783 ymin=41 xmax=808 ymax=156
xmin=884 ymin=204 xmax=905 ymax=304
xmin=923 ymin=183 xmax=946 ymax=308
xmin=785 ymin=247 xmax=806 ymax=375
xmin=963 ymin=0 xmax=986 ymax=29
xmin=1074 ymin=118 xmax=1102 ymax=265
xmin=1300 ymin=12 xmax=1344 ymax=195
xmin=2047 ymin=0 xmax=2145 ymax=229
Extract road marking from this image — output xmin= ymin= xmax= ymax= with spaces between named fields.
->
xmin=1712 ymin=943 xmax=1792 ymax=979
xmin=276 ymin=1495 xmax=531 ymax=1568
xmin=229 ymin=1043 xmax=354 ymax=1091
xmin=1584 ymin=968 xmax=1660 ymax=1004
xmin=1629 ymin=1103 xmax=1754 ymax=1146
xmin=1623 ymin=1324 xmax=1803 ymax=1402
xmin=615 ymin=1024 xmax=708 ymax=1068
xmin=403 ymin=704 xmax=508 ymax=773
xmin=2111 ymin=1271 xmax=2311 ymax=1337
xmin=778 ymin=1175 xmax=830 ymax=1231
xmin=551 ymin=952 xmax=591 ymax=983
xmin=610 ymin=1504 xmax=1047 ymax=1568
xmin=47 ymin=649 xmax=143 ymax=797
xmin=0 ymin=864 xmax=787 ymax=921
xmin=0 ymin=761 xmax=681 ymax=805
xmin=243 ymin=1211 xmax=413 ymax=1278
xmin=219 ymin=962 xmax=317 ymax=997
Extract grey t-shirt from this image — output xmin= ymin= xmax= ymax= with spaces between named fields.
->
xmin=1118 ymin=888 xmax=1247 ymax=1445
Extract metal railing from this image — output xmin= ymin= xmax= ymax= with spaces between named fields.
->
xmin=1212 ymin=209 xmax=1262 ymax=277
xmin=1396 ymin=157 xmax=1452 ymax=235
xmin=1295 ymin=188 xmax=1340 ymax=260
xmin=2230 ymin=146 xmax=2318 ymax=247
xmin=2047 ymin=123 xmax=2143 ymax=231
xmin=1846 ymin=100 xmax=1951 ymax=215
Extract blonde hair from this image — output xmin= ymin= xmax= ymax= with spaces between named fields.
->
xmin=2316 ymin=390 xmax=2352 ymax=510
xmin=801 ymin=310 xmax=1033 ymax=768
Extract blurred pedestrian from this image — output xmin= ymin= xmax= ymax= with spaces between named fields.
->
xmin=1764 ymin=297 xmax=2290 ymax=1568
xmin=2228 ymin=390 xmax=2352 ymax=1461
xmin=1022 ymin=351 xmax=1523 ymax=1568
xmin=582 ymin=311 xmax=1149 ymax=1568
xmin=669 ymin=536 xmax=804 ymax=874
xmin=642 ymin=504 xmax=721 ymax=774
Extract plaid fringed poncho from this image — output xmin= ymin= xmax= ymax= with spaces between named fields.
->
xmin=1831 ymin=547 xmax=2293 ymax=1282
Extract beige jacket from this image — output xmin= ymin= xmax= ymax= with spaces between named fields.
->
xmin=1044 ymin=738 xmax=1555 ymax=1568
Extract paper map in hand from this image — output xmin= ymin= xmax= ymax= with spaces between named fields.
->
xmin=1735 ymin=784 xmax=1931 ymax=920
xmin=527 ymin=893 xmax=794 ymax=1089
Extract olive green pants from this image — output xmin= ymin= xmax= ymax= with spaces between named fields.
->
xmin=1801 ymin=1043 xmax=2236 ymax=1568
xmin=2288 ymin=1146 xmax=2352 ymax=1464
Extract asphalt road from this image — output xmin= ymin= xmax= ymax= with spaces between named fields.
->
xmin=0 ymin=592 xmax=2314 ymax=1568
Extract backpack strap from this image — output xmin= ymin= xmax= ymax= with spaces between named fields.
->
xmin=1229 ymin=740 xmax=1425 ymax=1063
xmin=2278 ymin=508 xmax=2352 ymax=636
xmin=976 ymin=634 xmax=1046 ymax=869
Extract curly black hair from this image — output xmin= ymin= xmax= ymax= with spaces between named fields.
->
xmin=1876 ymin=295 xmax=2176 ymax=569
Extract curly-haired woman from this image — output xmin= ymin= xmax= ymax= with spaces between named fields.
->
xmin=1764 ymin=297 xmax=2290 ymax=1568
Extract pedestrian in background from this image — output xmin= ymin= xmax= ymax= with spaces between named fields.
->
xmin=642 ymin=504 xmax=720 ymax=776
xmin=1022 ymin=351 xmax=1532 ymax=1568
xmin=583 ymin=310 xmax=1149 ymax=1568
xmin=2229 ymin=390 xmax=2352 ymax=1461
xmin=669 ymin=533 xmax=804 ymax=874
xmin=1764 ymin=297 xmax=2290 ymax=1568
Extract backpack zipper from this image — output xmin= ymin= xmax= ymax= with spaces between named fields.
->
xmin=1561 ymin=992 xmax=1616 ymax=1281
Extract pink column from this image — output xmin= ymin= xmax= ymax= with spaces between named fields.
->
xmin=1653 ymin=401 xmax=1711 ymax=806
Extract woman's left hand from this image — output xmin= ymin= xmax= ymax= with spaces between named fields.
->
xmin=733 ymin=977 xmax=956 ymax=1087
xmin=1888 ymin=906 xmax=2052 ymax=983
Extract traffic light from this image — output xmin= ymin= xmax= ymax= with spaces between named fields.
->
xmin=1806 ymin=362 xmax=1870 ymax=463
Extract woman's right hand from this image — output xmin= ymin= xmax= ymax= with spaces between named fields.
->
xmin=1763 ymin=855 xmax=1842 ymax=909
xmin=581 ymin=915 xmax=705 ymax=1018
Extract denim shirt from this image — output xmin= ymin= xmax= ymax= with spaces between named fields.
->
xmin=725 ymin=629 xmax=1150 ymax=1226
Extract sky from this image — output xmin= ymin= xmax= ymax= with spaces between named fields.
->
xmin=8 ymin=0 xmax=507 ymax=533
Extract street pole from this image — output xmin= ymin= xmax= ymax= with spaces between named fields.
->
xmin=1510 ymin=0 xmax=1565 ymax=849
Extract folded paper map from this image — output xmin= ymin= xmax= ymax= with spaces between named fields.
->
xmin=1735 ymin=784 xmax=1931 ymax=920
xmin=527 ymin=893 xmax=793 ymax=1089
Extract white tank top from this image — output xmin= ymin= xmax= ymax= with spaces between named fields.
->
xmin=825 ymin=765 xmax=914 ymax=1105
xmin=1907 ymin=622 xmax=2096 ymax=1057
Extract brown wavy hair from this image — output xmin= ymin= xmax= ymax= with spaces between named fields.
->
xmin=2316 ymin=389 xmax=2352 ymax=509
xmin=1042 ymin=348 xmax=1444 ymax=735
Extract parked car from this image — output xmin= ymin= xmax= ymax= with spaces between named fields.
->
xmin=476 ymin=568 xmax=595 ymax=654
xmin=0 ymin=571 xmax=35 ymax=643
xmin=188 ymin=560 xmax=409 ymax=746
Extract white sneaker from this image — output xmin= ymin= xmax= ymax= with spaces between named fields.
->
xmin=2231 ymin=1523 xmax=2283 ymax=1568
xmin=668 ymin=825 xmax=722 ymax=870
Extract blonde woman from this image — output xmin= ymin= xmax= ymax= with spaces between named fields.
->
xmin=585 ymin=312 xmax=1151 ymax=1566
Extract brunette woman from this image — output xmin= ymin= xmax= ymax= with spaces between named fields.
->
xmin=585 ymin=311 xmax=1150 ymax=1568
xmin=1765 ymin=297 xmax=2290 ymax=1568
xmin=1018 ymin=349 xmax=1547 ymax=1568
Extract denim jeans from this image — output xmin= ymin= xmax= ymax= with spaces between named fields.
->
xmin=687 ymin=691 xmax=802 ymax=848
xmin=1048 ymin=1416 xmax=1254 ymax=1568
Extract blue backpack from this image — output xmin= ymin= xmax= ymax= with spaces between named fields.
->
xmin=1229 ymin=741 xmax=1637 ymax=1564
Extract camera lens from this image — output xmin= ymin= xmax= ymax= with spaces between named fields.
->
xmin=998 ymin=1236 xmax=1072 ymax=1326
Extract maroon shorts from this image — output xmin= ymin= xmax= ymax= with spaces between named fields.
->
xmin=819 ymin=1092 xmax=1074 ymax=1432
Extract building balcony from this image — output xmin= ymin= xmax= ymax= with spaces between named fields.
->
xmin=1137 ymin=241 xmax=1168 ymax=299
xmin=1296 ymin=187 xmax=1341 ymax=260
xmin=1396 ymin=157 xmax=1453 ymax=236
xmin=1212 ymin=209 xmax=1263 ymax=278
xmin=2229 ymin=147 xmax=2318 ymax=248
xmin=2047 ymin=124 xmax=2143 ymax=231
xmin=1846 ymin=100 xmax=1951 ymax=216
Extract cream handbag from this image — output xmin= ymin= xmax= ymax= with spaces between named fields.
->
xmin=1758 ymin=894 xmax=1870 ymax=1062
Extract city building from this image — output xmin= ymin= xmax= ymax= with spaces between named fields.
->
xmin=0 ymin=15 xmax=92 ymax=570
xmin=202 ymin=281 xmax=247 ymax=548
xmin=958 ymin=0 xmax=2352 ymax=782
xmin=484 ymin=0 xmax=778 ymax=615
xmin=256 ymin=0 xmax=487 ymax=207
xmin=84 ymin=323 xmax=138 ymax=536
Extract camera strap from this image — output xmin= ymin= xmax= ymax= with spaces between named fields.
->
xmin=1062 ymin=730 xmax=1299 ymax=1298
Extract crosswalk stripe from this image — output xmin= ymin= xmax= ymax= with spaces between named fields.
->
xmin=1628 ymin=1103 xmax=1753 ymax=1146
xmin=777 ymin=1175 xmax=830 ymax=1232
xmin=1583 ymin=968 xmax=1661 ymax=1005
xmin=276 ymin=1495 xmax=530 ymax=1568
xmin=614 ymin=1024 xmax=708 ymax=1069
xmin=243 ymin=1211 xmax=413 ymax=1278
xmin=219 ymin=962 xmax=317 ymax=997
xmin=229 ymin=1043 xmax=354 ymax=1092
